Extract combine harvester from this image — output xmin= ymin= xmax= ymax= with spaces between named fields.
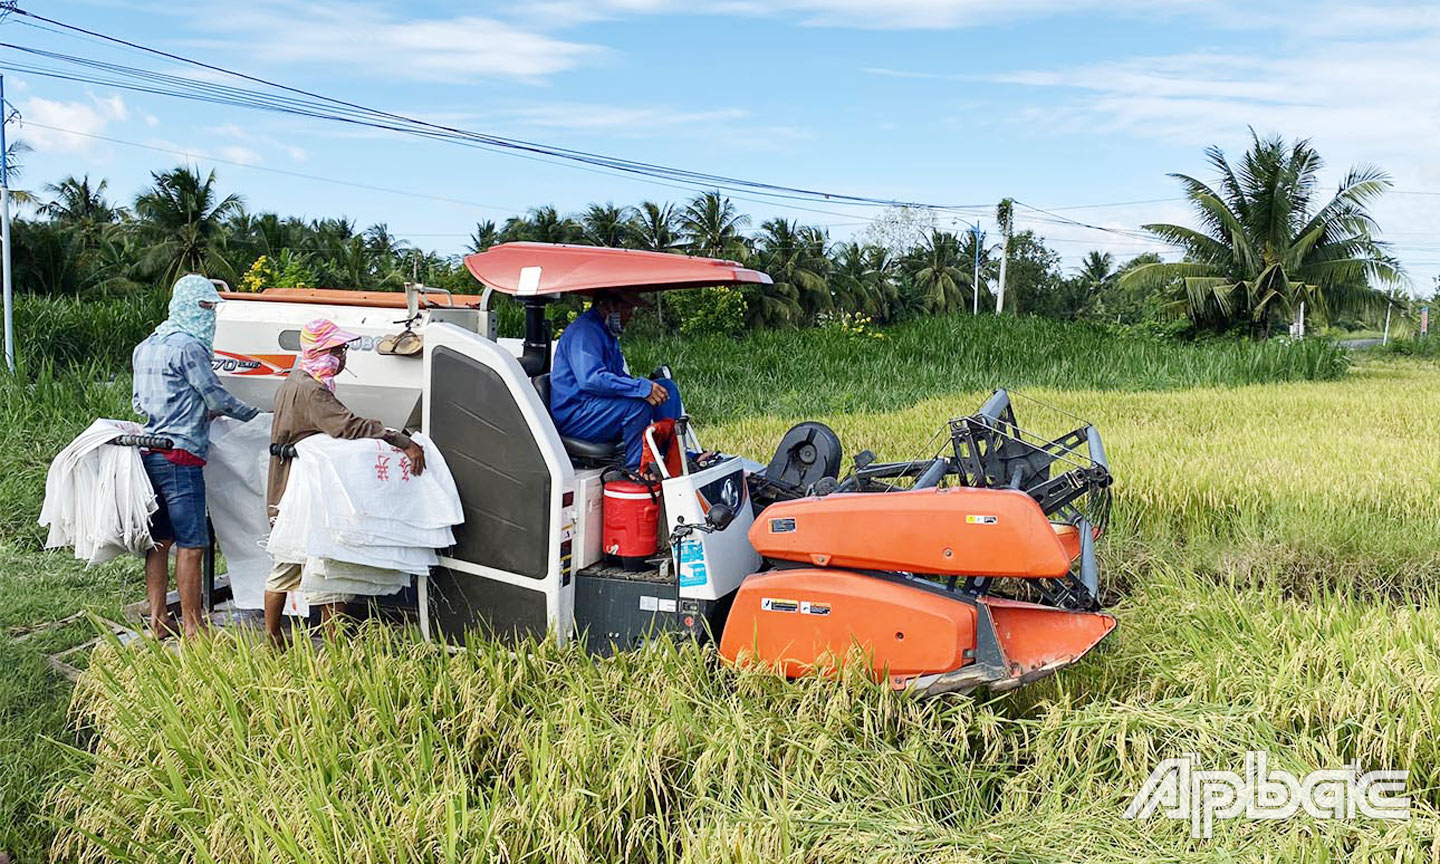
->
xmin=214 ymin=242 xmax=1115 ymax=694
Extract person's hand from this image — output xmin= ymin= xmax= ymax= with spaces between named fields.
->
xmin=646 ymin=380 xmax=669 ymax=406
xmin=404 ymin=441 xmax=426 ymax=476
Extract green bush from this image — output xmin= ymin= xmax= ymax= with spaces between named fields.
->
xmin=666 ymin=285 xmax=747 ymax=338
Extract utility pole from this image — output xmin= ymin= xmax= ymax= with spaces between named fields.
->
xmin=1383 ymin=300 xmax=1393 ymax=346
xmin=995 ymin=199 xmax=1012 ymax=314
xmin=971 ymin=223 xmax=981 ymax=315
xmin=1 ymin=74 xmax=13 ymax=373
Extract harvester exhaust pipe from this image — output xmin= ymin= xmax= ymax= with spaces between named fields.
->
xmin=519 ymin=298 xmax=552 ymax=376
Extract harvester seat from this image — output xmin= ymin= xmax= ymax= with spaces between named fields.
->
xmin=531 ymin=373 xmax=625 ymax=463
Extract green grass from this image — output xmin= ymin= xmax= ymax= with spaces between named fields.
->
xmin=0 ymin=546 xmax=138 ymax=863
xmin=627 ymin=314 xmax=1350 ymax=423
xmin=0 ymin=364 xmax=136 ymax=547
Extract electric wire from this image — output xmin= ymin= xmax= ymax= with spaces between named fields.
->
xmin=0 ymin=6 xmax=997 ymax=214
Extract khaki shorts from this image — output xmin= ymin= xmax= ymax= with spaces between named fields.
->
xmin=265 ymin=560 xmax=304 ymax=593
xmin=264 ymin=561 xmax=350 ymax=605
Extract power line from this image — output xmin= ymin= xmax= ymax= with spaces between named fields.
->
xmin=0 ymin=54 xmax=929 ymax=224
xmin=0 ymin=5 xmax=993 ymax=215
xmin=1034 ymin=197 xmax=1186 ymax=211
xmin=17 ymin=121 xmax=521 ymax=213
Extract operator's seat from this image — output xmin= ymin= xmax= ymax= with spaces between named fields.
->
xmin=532 ymin=373 xmax=625 ymax=464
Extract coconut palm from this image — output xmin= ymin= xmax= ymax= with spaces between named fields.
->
xmin=830 ymin=242 xmax=874 ymax=317
xmin=468 ymin=220 xmax=499 ymax=253
xmin=908 ymin=230 xmax=971 ymax=314
xmin=133 ymin=166 xmax=245 ymax=285
xmin=754 ymin=219 xmax=830 ymax=326
xmin=1078 ymin=251 xmax=1117 ymax=292
xmin=3 ymin=140 xmax=36 ymax=205
xmin=631 ymin=201 xmax=679 ymax=253
xmin=1123 ymin=131 xmax=1401 ymax=336
xmin=515 ymin=206 xmax=581 ymax=244
xmin=43 ymin=175 xmax=117 ymax=234
xmin=580 ymin=202 xmax=634 ymax=247
xmin=679 ymin=191 xmax=749 ymax=259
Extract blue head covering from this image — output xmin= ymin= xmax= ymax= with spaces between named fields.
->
xmin=154 ymin=274 xmax=222 ymax=349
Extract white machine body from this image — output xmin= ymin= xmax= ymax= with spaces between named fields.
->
xmin=211 ymin=289 xmax=759 ymax=647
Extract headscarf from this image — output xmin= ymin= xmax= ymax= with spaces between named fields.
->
xmin=299 ymin=318 xmax=357 ymax=392
xmin=153 ymin=274 xmax=222 ymax=350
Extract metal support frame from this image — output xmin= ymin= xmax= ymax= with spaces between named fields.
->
xmin=829 ymin=389 xmax=1114 ymax=610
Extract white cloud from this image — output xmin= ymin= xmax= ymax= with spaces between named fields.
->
xmin=984 ymin=4 xmax=1440 ymax=288
xmin=191 ymin=1 xmax=604 ymax=82
xmin=204 ymin=122 xmax=307 ymax=163
xmin=219 ymin=145 xmax=263 ymax=166
xmin=516 ymin=0 xmax=1203 ymax=29
xmin=16 ymin=94 xmax=128 ymax=153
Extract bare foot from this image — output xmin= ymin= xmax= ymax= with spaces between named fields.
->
xmin=148 ymin=616 xmax=181 ymax=640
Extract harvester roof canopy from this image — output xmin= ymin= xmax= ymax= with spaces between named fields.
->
xmin=463 ymin=242 xmax=772 ymax=299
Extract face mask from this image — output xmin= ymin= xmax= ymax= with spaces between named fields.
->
xmin=301 ymin=350 xmax=343 ymax=391
xmin=605 ymin=311 xmax=625 ymax=336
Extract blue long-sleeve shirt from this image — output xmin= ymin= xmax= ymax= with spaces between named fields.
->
xmin=550 ymin=307 xmax=650 ymax=426
xmin=132 ymin=331 xmax=258 ymax=459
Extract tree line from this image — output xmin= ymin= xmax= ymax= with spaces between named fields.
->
xmin=11 ymin=131 xmax=1413 ymax=339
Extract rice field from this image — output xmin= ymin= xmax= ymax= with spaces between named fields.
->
xmin=709 ymin=359 xmax=1440 ymax=595
xmin=45 ymin=565 xmax=1440 ymax=862
xmin=1 ymin=310 xmax=1436 ymax=862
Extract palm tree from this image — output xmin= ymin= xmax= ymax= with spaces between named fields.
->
xmin=1078 ymin=251 xmax=1117 ymax=292
xmin=1074 ymin=251 xmax=1116 ymax=317
xmin=830 ymin=242 xmax=873 ymax=317
xmin=530 ymin=206 xmax=582 ymax=244
xmin=679 ymin=191 xmax=749 ymax=259
xmin=42 ymin=175 xmax=119 ymax=284
xmin=3 ymin=140 xmax=36 ymax=205
xmin=43 ymin=175 xmax=116 ymax=227
xmin=133 ymin=166 xmax=245 ymax=285
xmin=754 ymin=219 xmax=830 ymax=326
xmin=468 ymin=220 xmax=499 ymax=253
xmin=631 ymin=201 xmax=679 ymax=253
xmin=580 ymin=202 xmax=634 ymax=247
xmin=1123 ymin=131 xmax=1401 ymax=337
xmin=908 ymin=230 xmax=970 ymax=314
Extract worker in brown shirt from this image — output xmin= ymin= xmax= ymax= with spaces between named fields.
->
xmin=264 ymin=318 xmax=425 ymax=645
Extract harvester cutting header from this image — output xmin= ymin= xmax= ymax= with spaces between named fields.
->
xmin=212 ymin=242 xmax=1117 ymax=694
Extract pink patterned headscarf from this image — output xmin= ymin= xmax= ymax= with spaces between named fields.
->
xmin=299 ymin=318 xmax=358 ymax=391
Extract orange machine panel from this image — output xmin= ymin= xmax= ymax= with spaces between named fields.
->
xmin=718 ymin=568 xmax=977 ymax=680
xmin=981 ymin=596 xmax=1116 ymax=675
xmin=751 ymin=488 xmax=1072 ymax=579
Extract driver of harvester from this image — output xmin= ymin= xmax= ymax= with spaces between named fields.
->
xmin=550 ymin=290 xmax=682 ymax=468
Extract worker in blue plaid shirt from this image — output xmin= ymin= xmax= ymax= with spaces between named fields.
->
xmin=132 ymin=274 xmax=259 ymax=638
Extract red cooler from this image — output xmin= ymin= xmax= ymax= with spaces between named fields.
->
xmin=603 ymin=479 xmax=661 ymax=570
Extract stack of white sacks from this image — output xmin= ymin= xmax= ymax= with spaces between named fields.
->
xmin=266 ymin=432 xmax=462 ymax=599
xmin=39 ymin=419 xmax=157 ymax=565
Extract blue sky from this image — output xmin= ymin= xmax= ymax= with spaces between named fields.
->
xmin=6 ymin=0 xmax=1440 ymax=291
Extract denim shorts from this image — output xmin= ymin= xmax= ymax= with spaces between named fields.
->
xmin=141 ymin=452 xmax=209 ymax=549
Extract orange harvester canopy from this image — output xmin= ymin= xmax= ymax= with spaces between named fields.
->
xmin=463 ymin=242 xmax=773 ymax=298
